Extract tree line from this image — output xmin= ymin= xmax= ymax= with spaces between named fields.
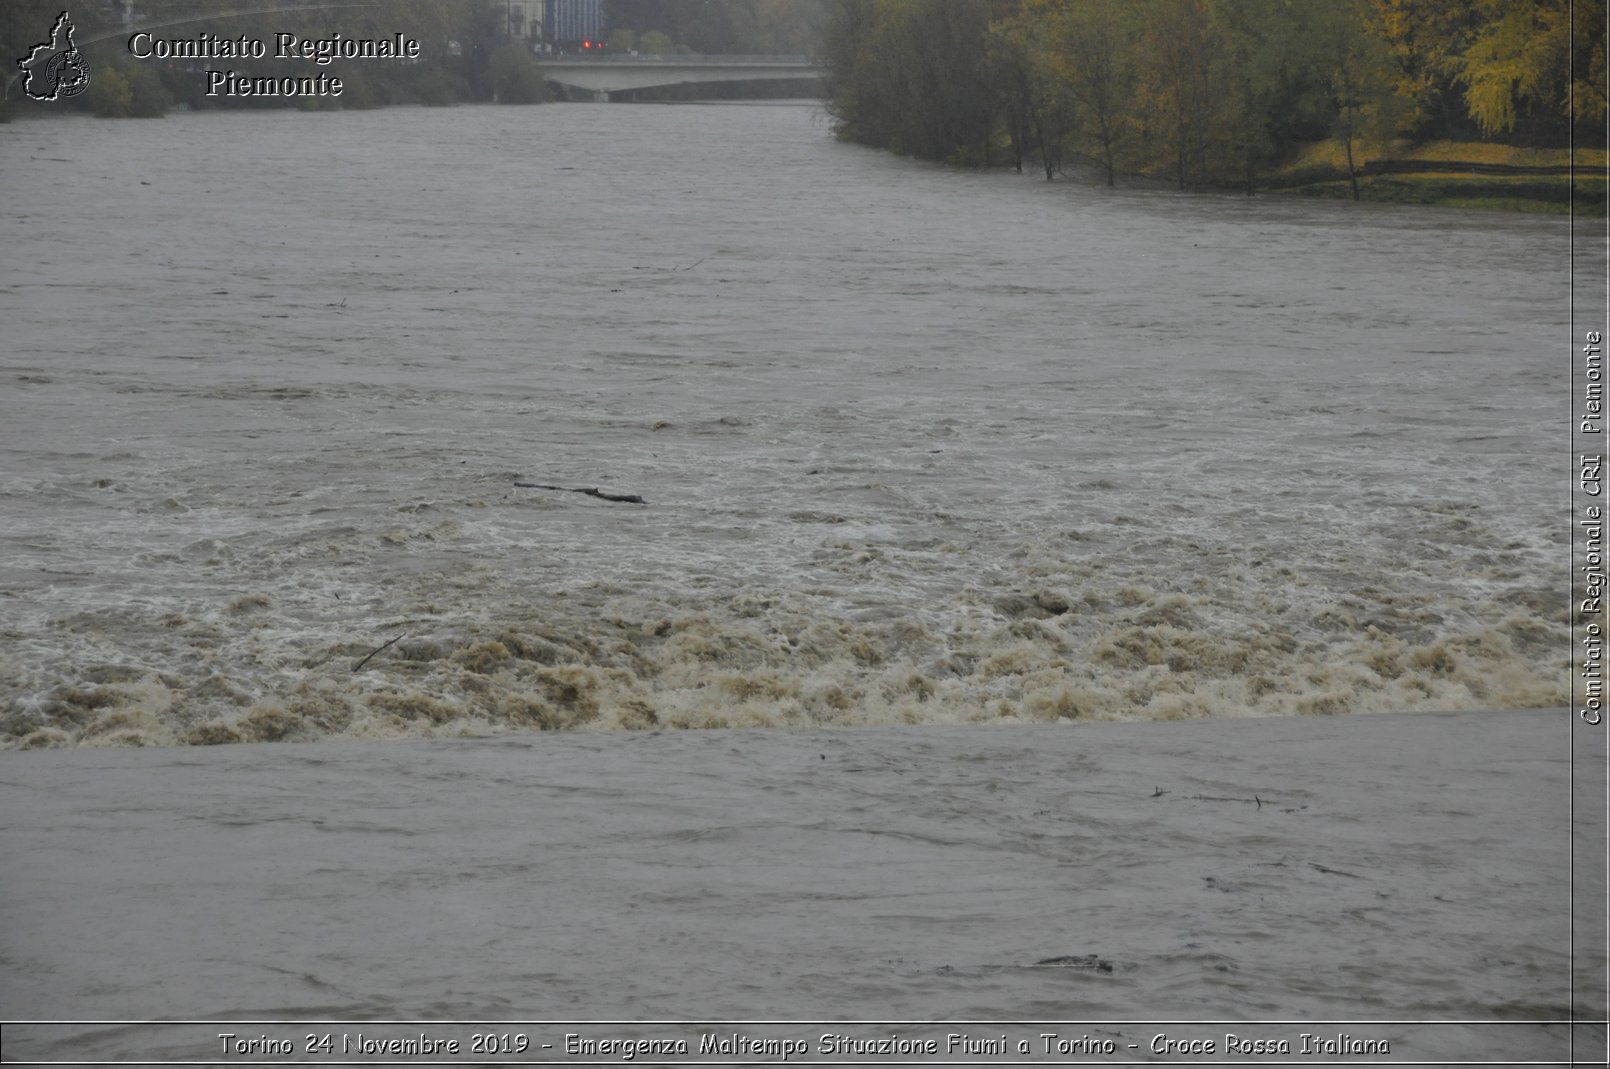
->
xmin=822 ymin=0 xmax=1608 ymax=192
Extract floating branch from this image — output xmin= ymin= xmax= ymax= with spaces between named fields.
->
xmin=1188 ymin=793 xmax=1266 ymax=806
xmin=352 ymin=633 xmax=405 ymax=673
xmin=514 ymin=482 xmax=647 ymax=505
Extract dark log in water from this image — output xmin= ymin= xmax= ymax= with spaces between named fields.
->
xmin=514 ymin=482 xmax=647 ymax=505
xmin=352 ymin=633 xmax=406 ymax=673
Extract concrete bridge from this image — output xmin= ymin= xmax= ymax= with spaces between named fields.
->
xmin=539 ymin=54 xmax=824 ymax=101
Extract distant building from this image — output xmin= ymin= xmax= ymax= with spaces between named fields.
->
xmin=506 ymin=0 xmax=543 ymax=43
xmin=543 ymin=0 xmax=603 ymax=48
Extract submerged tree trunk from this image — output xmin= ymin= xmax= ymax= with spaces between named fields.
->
xmin=1030 ymin=104 xmax=1056 ymax=180
xmin=1036 ymin=112 xmax=1055 ymax=180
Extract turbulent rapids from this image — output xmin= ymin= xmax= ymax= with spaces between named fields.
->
xmin=0 ymin=104 xmax=1572 ymax=748
xmin=2 ymin=527 xmax=1566 ymax=748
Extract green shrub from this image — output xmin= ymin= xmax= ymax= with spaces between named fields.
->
xmin=412 ymin=66 xmax=469 ymax=106
xmin=637 ymin=30 xmax=675 ymax=55
xmin=122 ymin=62 xmax=171 ymax=116
xmin=81 ymin=60 xmax=170 ymax=117
xmin=491 ymin=43 xmax=548 ymax=104
xmin=84 ymin=64 xmax=132 ymax=117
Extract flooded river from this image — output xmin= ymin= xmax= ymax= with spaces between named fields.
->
xmin=0 ymin=101 xmax=1577 ymax=747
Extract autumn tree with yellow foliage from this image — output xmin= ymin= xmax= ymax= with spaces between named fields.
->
xmin=822 ymin=0 xmax=1606 ymax=190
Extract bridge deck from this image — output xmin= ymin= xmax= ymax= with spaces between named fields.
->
xmin=542 ymin=54 xmax=816 ymax=66
xmin=538 ymin=54 xmax=824 ymax=98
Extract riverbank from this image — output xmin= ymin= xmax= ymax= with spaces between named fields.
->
xmin=0 ymin=708 xmax=1601 ymax=1062
xmin=1260 ymin=139 xmax=1607 ymax=214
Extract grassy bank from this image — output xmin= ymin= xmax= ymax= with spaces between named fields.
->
xmin=1262 ymin=140 xmax=1607 ymax=214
